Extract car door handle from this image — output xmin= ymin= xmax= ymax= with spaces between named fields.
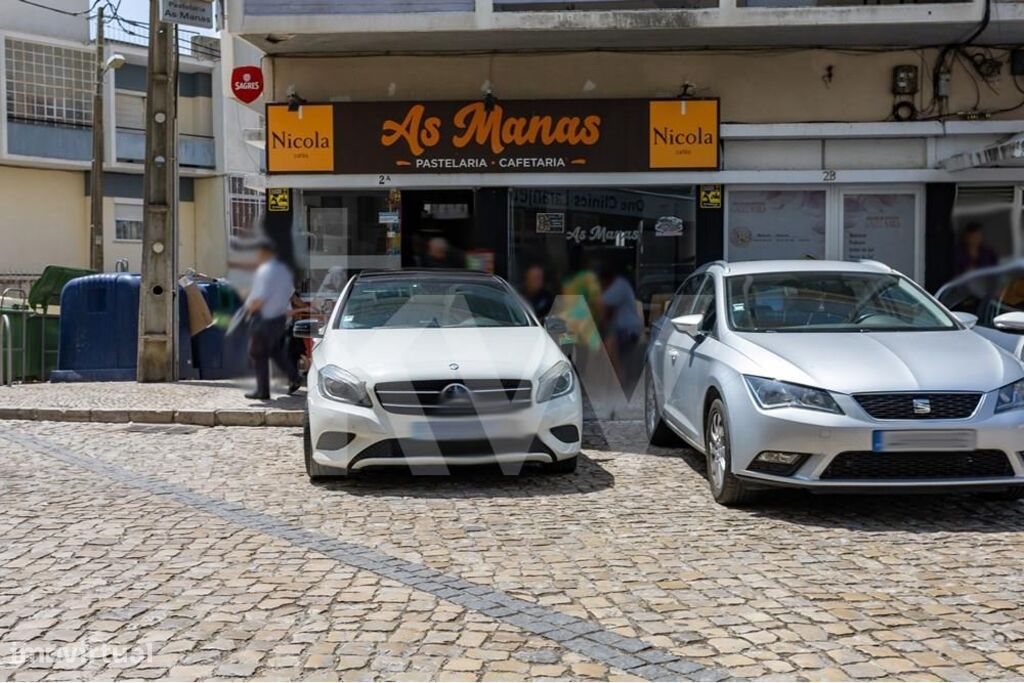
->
xmin=669 ymin=350 xmax=679 ymax=365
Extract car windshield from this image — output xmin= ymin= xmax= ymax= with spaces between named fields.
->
xmin=726 ymin=271 xmax=958 ymax=333
xmin=336 ymin=277 xmax=533 ymax=329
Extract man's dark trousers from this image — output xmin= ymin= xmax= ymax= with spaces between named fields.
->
xmin=248 ymin=314 xmax=298 ymax=397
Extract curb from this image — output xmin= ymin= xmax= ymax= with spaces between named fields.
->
xmin=0 ymin=407 xmax=304 ymax=428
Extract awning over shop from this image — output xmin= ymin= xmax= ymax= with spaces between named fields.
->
xmin=940 ymin=132 xmax=1024 ymax=171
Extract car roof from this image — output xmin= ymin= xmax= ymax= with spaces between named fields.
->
xmin=705 ymin=259 xmax=895 ymax=277
xmin=356 ymin=268 xmax=503 ymax=282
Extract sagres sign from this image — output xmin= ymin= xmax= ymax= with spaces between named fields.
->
xmin=266 ymin=99 xmax=719 ymax=174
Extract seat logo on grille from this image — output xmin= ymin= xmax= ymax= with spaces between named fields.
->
xmin=440 ymin=383 xmax=473 ymax=406
xmin=912 ymin=398 xmax=932 ymax=415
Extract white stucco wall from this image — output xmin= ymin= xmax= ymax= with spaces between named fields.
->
xmin=0 ymin=166 xmax=89 ymax=274
xmin=3 ymin=0 xmax=90 ymax=42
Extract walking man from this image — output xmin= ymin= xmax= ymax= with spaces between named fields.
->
xmin=245 ymin=239 xmax=301 ymax=400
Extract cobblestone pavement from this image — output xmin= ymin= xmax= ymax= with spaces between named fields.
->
xmin=0 ymin=381 xmax=304 ymax=413
xmin=2 ymin=419 xmax=1024 ymax=681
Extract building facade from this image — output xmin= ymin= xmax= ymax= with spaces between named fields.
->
xmin=0 ymin=0 xmax=263 ymax=288
xmin=226 ymin=0 xmax=1024 ymax=317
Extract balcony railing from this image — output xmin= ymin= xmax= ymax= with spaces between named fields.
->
xmin=116 ymin=128 xmax=216 ymax=169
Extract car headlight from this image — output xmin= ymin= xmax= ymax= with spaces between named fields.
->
xmin=995 ymin=378 xmax=1024 ymax=413
xmin=318 ymin=365 xmax=371 ymax=407
xmin=536 ymin=360 xmax=575 ymax=403
xmin=744 ymin=375 xmax=843 ymax=415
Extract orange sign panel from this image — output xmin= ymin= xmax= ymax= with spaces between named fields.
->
xmin=267 ymin=104 xmax=335 ymax=173
xmin=648 ymin=100 xmax=719 ymax=170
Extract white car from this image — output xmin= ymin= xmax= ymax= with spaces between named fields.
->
xmin=298 ymin=270 xmax=582 ymax=479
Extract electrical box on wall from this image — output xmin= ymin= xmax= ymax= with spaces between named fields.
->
xmin=892 ymin=65 xmax=919 ymax=95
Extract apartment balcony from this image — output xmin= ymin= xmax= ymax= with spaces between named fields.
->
xmin=116 ymin=129 xmax=217 ymax=170
xmin=228 ymin=0 xmax=1022 ymax=53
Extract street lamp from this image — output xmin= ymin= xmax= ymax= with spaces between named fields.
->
xmin=89 ymin=3 xmax=126 ymax=272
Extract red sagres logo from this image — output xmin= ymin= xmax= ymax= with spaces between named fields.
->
xmin=231 ymin=66 xmax=263 ymax=105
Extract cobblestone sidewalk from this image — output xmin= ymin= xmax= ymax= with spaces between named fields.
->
xmin=1 ymin=419 xmax=1024 ymax=681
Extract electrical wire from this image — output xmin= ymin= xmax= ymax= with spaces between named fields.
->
xmin=15 ymin=0 xmax=102 ymax=17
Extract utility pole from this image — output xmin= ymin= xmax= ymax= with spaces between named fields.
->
xmin=89 ymin=5 xmax=105 ymax=272
xmin=138 ymin=0 xmax=179 ymax=382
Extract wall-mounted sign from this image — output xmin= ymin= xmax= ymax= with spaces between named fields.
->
xmin=159 ymin=0 xmax=213 ymax=28
xmin=266 ymin=99 xmax=719 ymax=175
xmin=700 ymin=184 xmax=722 ymax=209
xmin=267 ymin=188 xmax=290 ymax=212
xmin=231 ymin=66 xmax=263 ymax=105
xmin=267 ymin=105 xmax=335 ymax=173
xmin=536 ymin=213 xmax=566 ymax=234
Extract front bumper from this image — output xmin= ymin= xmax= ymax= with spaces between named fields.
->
xmin=727 ymin=391 xmax=1024 ymax=491
xmin=307 ymin=381 xmax=582 ymax=473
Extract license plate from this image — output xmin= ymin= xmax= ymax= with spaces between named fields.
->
xmin=411 ymin=420 xmax=487 ymax=441
xmin=872 ymin=429 xmax=977 ymax=452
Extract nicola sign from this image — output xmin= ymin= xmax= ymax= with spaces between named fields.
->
xmin=266 ymin=99 xmax=720 ymax=175
xmin=231 ymin=66 xmax=263 ymax=105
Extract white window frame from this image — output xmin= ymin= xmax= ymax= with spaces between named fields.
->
xmin=3 ymin=37 xmax=94 ymax=128
xmin=724 ymin=184 xmax=926 ymax=282
xmin=113 ymin=89 xmax=146 ymax=132
xmin=837 ymin=185 xmax=925 ymax=283
xmin=723 ymin=184 xmax=829 ymax=263
xmin=113 ymin=199 xmax=144 ymax=243
xmin=226 ymin=174 xmax=264 ymax=239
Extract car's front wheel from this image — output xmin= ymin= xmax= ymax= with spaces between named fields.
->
xmin=705 ymin=398 xmax=755 ymax=506
xmin=644 ymin=366 xmax=680 ymax=447
xmin=546 ymin=455 xmax=578 ymax=474
xmin=304 ymin=418 xmax=344 ymax=481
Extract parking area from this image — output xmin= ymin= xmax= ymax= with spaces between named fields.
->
xmin=1 ymin=419 xmax=1024 ymax=681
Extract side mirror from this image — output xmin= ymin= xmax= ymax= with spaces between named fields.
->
xmin=293 ymin=318 xmax=323 ymax=339
xmin=994 ymin=311 xmax=1024 ymax=332
xmin=544 ymin=316 xmax=568 ymax=337
xmin=951 ymin=311 xmax=978 ymax=329
xmin=671 ymin=314 xmax=704 ymax=337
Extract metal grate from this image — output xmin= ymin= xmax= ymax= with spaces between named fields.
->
xmin=375 ymin=379 xmax=532 ymax=416
xmin=854 ymin=393 xmax=982 ymax=420
xmin=822 ymin=450 xmax=1013 ymax=480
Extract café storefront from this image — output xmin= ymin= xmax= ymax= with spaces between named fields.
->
xmin=262 ymin=97 xmax=722 ymax=324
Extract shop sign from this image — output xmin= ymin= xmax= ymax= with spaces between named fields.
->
xmin=159 ymin=0 xmax=213 ymax=28
xmin=267 ymin=188 xmax=290 ymax=212
xmin=266 ymin=99 xmax=719 ymax=175
xmin=378 ymin=211 xmax=400 ymax=225
xmin=566 ymin=225 xmax=641 ymax=246
xmin=700 ymin=184 xmax=722 ymax=209
xmin=231 ymin=66 xmax=263 ymax=105
xmin=267 ymin=105 xmax=335 ymax=173
xmin=536 ymin=213 xmax=565 ymax=234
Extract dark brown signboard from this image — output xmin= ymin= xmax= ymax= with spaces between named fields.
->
xmin=266 ymin=99 xmax=719 ymax=175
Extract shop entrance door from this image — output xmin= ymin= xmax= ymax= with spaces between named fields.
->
xmin=401 ymin=190 xmax=476 ymax=269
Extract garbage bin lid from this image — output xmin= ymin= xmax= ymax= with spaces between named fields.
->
xmin=28 ymin=265 xmax=96 ymax=311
